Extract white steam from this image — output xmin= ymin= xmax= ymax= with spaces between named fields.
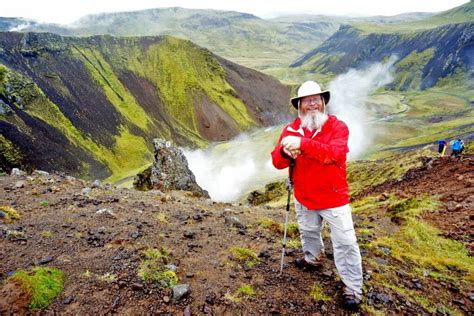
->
xmin=184 ymin=58 xmax=396 ymax=202
xmin=183 ymin=128 xmax=286 ymax=202
xmin=329 ymin=56 xmax=396 ymax=158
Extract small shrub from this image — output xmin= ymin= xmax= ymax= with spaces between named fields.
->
xmin=39 ymin=200 xmax=49 ymax=207
xmin=8 ymin=267 xmax=64 ymax=309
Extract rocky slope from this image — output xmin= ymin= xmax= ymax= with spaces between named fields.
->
xmin=0 ymin=32 xmax=291 ymax=181
xmin=0 ymin=152 xmax=472 ymax=314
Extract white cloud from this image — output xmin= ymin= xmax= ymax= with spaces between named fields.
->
xmin=2 ymin=0 xmax=469 ymax=25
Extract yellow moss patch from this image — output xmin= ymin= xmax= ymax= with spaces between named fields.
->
xmin=0 ymin=205 xmax=20 ymax=221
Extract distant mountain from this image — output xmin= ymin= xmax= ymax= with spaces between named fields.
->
xmin=290 ymin=1 xmax=474 ymax=90
xmin=0 ymin=32 xmax=290 ymax=180
xmin=10 ymin=7 xmax=339 ymax=70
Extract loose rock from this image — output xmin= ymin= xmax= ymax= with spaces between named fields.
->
xmin=172 ymin=284 xmax=191 ymax=302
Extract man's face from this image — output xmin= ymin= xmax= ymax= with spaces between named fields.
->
xmin=299 ymin=94 xmax=324 ymax=116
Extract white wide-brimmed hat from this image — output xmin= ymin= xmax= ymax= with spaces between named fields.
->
xmin=290 ymin=81 xmax=330 ymax=109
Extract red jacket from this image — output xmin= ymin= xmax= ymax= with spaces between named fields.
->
xmin=271 ymin=115 xmax=350 ymax=210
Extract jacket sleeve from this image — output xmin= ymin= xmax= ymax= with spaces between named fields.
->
xmin=299 ymin=121 xmax=349 ymax=164
xmin=271 ymin=128 xmax=291 ymax=170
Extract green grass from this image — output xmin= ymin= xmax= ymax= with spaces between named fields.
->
xmin=8 ymin=267 xmax=64 ymax=309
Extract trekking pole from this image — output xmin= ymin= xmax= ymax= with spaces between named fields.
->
xmin=279 ymin=158 xmax=295 ymax=276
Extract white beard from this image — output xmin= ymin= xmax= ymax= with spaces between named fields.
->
xmin=299 ymin=110 xmax=329 ymax=131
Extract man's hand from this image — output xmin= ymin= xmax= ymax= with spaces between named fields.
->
xmin=281 ymin=136 xmax=301 ymax=151
xmin=282 ymin=147 xmax=301 ymax=159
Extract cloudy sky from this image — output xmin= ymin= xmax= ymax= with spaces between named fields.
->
xmin=2 ymin=0 xmax=469 ymax=24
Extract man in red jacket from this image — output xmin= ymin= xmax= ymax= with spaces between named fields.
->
xmin=271 ymin=81 xmax=363 ymax=309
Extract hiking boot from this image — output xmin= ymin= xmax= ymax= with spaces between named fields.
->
xmin=343 ymin=293 xmax=361 ymax=311
xmin=293 ymin=257 xmax=323 ymax=271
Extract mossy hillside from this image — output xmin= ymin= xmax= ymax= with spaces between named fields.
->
xmin=2 ymin=67 xmax=152 ymax=181
xmin=128 ymin=37 xmax=255 ymax=136
xmin=353 ymin=195 xmax=473 ymax=314
xmin=71 ymin=45 xmax=152 ymax=132
xmin=8 ymin=267 xmax=64 ymax=309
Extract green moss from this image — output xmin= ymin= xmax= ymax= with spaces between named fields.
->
xmin=308 ymin=283 xmax=330 ymax=302
xmin=230 ymin=247 xmax=261 ymax=268
xmin=8 ymin=267 xmax=64 ymax=309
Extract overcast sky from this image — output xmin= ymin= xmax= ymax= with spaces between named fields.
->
xmin=2 ymin=0 xmax=469 ymax=25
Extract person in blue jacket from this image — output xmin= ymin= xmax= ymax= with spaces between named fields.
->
xmin=451 ymin=139 xmax=462 ymax=158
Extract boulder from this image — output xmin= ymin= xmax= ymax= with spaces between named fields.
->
xmin=134 ymin=139 xmax=209 ymax=198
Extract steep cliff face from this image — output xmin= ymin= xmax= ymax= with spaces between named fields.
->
xmin=291 ymin=22 xmax=473 ymax=90
xmin=0 ymin=32 xmax=291 ymax=180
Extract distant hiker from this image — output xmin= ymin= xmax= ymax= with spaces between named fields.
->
xmin=271 ymin=81 xmax=363 ymax=309
xmin=451 ymin=139 xmax=462 ymax=158
xmin=437 ymin=139 xmax=447 ymax=157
